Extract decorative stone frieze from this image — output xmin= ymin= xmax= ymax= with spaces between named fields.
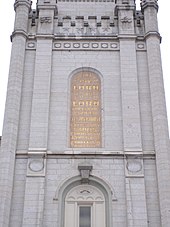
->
xmin=53 ymin=41 xmax=119 ymax=50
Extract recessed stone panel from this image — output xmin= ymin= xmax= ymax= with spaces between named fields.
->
xmin=70 ymin=71 xmax=101 ymax=148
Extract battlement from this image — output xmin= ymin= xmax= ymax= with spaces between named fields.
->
xmin=28 ymin=9 xmax=144 ymax=37
xmin=55 ymin=15 xmax=117 ymax=37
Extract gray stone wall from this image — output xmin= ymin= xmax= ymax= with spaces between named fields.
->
xmin=16 ymin=45 xmax=156 ymax=152
xmin=1 ymin=0 xmax=170 ymax=226
xmin=9 ymin=157 xmax=160 ymax=227
xmin=57 ymin=1 xmax=116 ymax=17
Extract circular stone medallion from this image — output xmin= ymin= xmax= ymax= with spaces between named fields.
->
xmin=64 ymin=43 xmax=71 ymax=48
xmin=127 ymin=160 xmax=142 ymax=173
xmin=28 ymin=42 xmax=35 ymax=48
xmin=110 ymin=43 xmax=118 ymax=48
xmin=54 ymin=43 xmax=61 ymax=48
xmin=73 ymin=43 xmax=80 ymax=48
xmin=101 ymin=43 xmax=108 ymax=48
xmin=92 ymin=43 xmax=99 ymax=48
xmin=137 ymin=43 xmax=144 ymax=49
xmin=29 ymin=159 xmax=44 ymax=172
xmin=83 ymin=43 xmax=90 ymax=48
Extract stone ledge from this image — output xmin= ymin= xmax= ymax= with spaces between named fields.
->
xmin=15 ymin=150 xmax=156 ymax=159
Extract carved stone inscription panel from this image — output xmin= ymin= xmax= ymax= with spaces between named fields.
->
xmin=70 ymin=71 xmax=101 ymax=148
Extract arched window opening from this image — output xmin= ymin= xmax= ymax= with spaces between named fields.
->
xmin=70 ymin=71 xmax=101 ymax=148
xmin=64 ymin=185 xmax=106 ymax=227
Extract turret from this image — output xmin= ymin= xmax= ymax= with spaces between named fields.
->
xmin=141 ymin=1 xmax=170 ymax=226
xmin=140 ymin=0 xmax=159 ymax=34
xmin=14 ymin=0 xmax=31 ymax=34
xmin=0 ymin=1 xmax=32 ymax=226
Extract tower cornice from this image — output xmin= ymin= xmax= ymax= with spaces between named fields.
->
xmin=144 ymin=31 xmax=161 ymax=42
xmin=140 ymin=0 xmax=158 ymax=12
xmin=14 ymin=0 xmax=31 ymax=11
xmin=11 ymin=30 xmax=28 ymax=41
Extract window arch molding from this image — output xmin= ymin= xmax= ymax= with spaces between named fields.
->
xmin=68 ymin=67 xmax=104 ymax=148
xmin=56 ymin=174 xmax=115 ymax=227
xmin=68 ymin=67 xmax=104 ymax=82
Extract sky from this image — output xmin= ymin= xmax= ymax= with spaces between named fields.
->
xmin=0 ymin=0 xmax=170 ymax=135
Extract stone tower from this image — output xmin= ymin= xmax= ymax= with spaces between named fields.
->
xmin=0 ymin=0 xmax=170 ymax=226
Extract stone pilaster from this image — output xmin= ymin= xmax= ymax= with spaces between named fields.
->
xmin=0 ymin=1 xmax=31 ymax=226
xmin=117 ymin=2 xmax=148 ymax=225
xmin=28 ymin=39 xmax=53 ymax=150
xmin=119 ymin=38 xmax=148 ymax=225
xmin=141 ymin=1 xmax=170 ymax=226
xmin=125 ymin=156 xmax=148 ymax=227
xmin=29 ymin=1 xmax=57 ymax=150
xmin=116 ymin=0 xmax=142 ymax=152
xmin=120 ymin=39 xmax=142 ymax=152
xmin=22 ymin=1 xmax=57 ymax=225
xmin=22 ymin=152 xmax=46 ymax=226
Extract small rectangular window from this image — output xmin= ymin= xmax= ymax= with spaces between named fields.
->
xmin=79 ymin=206 xmax=91 ymax=227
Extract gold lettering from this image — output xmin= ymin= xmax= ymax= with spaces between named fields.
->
xmin=71 ymin=71 xmax=101 ymax=148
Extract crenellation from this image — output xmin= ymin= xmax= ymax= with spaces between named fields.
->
xmin=28 ymin=10 xmax=147 ymax=37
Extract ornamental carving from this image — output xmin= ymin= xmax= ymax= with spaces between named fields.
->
xmin=78 ymin=165 xmax=93 ymax=183
xmin=121 ymin=16 xmax=132 ymax=24
xmin=66 ymin=185 xmax=105 ymax=202
xmin=40 ymin=17 xmax=52 ymax=24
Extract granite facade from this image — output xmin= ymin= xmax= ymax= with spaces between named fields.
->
xmin=0 ymin=0 xmax=170 ymax=226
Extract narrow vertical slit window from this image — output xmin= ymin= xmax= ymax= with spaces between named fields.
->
xmin=70 ymin=71 xmax=101 ymax=148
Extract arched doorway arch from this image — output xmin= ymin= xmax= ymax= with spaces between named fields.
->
xmin=65 ymin=184 xmax=105 ymax=227
xmin=57 ymin=175 xmax=114 ymax=227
